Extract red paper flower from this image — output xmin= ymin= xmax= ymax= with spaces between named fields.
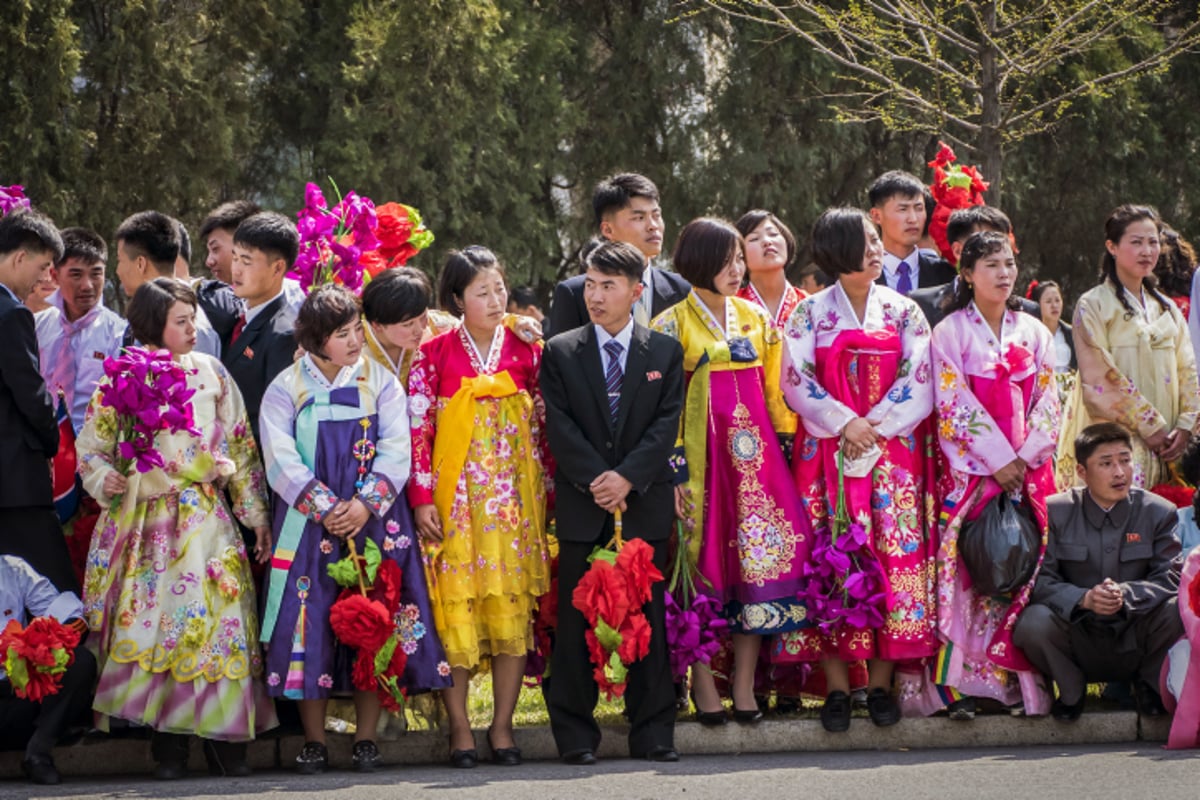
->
xmin=572 ymin=560 xmax=631 ymax=629
xmin=617 ymin=613 xmax=651 ymax=663
xmin=329 ymin=592 xmax=393 ymax=652
xmin=369 ymin=560 xmax=403 ymax=612
xmin=351 ymin=650 xmax=376 ymax=692
xmin=1150 ymin=484 xmax=1195 ymax=509
xmin=1190 ymin=566 xmax=1200 ymax=616
xmin=615 ymin=538 xmax=662 ymax=606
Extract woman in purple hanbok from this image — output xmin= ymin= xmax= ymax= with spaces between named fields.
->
xmin=259 ymin=286 xmax=450 ymax=774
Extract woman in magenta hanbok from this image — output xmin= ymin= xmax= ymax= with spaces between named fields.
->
xmin=781 ymin=207 xmax=938 ymax=731
xmin=898 ymin=231 xmax=1058 ymax=719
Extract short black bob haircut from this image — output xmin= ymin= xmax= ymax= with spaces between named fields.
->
xmin=671 ymin=217 xmax=743 ymax=293
xmin=295 ymin=284 xmax=361 ymax=358
xmin=362 ymin=267 xmax=433 ymax=326
xmin=437 ymin=246 xmax=505 ymax=318
xmin=810 ymin=207 xmax=873 ymax=277
xmin=126 ymin=277 xmax=197 ymax=348
xmin=233 ymin=212 xmax=299 ymax=269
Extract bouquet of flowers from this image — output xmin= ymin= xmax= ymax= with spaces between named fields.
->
xmin=926 ymin=142 xmax=990 ymax=265
xmin=572 ymin=511 xmax=664 ymax=700
xmin=0 ymin=184 xmax=31 ymax=216
xmin=800 ymin=455 xmax=888 ymax=634
xmin=292 ymin=180 xmax=434 ymax=294
xmin=328 ymin=538 xmax=409 ymax=712
xmin=664 ymin=522 xmax=727 ymax=680
xmin=97 ymin=347 xmax=199 ymax=477
xmin=0 ymin=617 xmax=81 ymax=702
xmin=524 ymin=556 xmax=558 ymax=687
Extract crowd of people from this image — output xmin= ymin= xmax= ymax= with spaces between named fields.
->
xmin=1 ymin=167 xmax=1199 ymax=786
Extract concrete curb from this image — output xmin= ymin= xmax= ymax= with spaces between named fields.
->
xmin=0 ymin=712 xmax=1172 ymax=779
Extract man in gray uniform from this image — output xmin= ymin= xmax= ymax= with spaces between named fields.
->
xmin=1014 ymin=422 xmax=1184 ymax=720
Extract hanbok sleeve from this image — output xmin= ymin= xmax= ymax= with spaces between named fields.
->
xmin=868 ymin=301 xmax=934 ymax=439
xmin=1171 ymin=307 xmax=1200 ymax=434
xmin=258 ymin=376 xmax=339 ymax=523
xmin=1073 ymin=293 xmax=1166 ymax=439
xmin=356 ymin=373 xmax=408 ymax=519
xmin=406 ymin=345 xmax=439 ymax=507
xmin=76 ymin=385 xmax=120 ymax=504
xmin=759 ymin=320 xmax=791 ymax=433
xmin=1017 ymin=326 xmax=1062 ymax=468
xmin=931 ymin=320 xmax=1018 ymax=476
xmin=781 ymin=300 xmax=857 ymax=438
xmin=650 ymin=308 xmax=688 ymax=483
xmin=215 ymin=362 xmax=270 ymax=529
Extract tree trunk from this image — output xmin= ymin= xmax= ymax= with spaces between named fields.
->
xmin=978 ymin=0 xmax=1004 ymax=207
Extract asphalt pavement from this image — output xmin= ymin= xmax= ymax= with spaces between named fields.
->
xmin=3 ymin=744 xmax=1197 ymax=800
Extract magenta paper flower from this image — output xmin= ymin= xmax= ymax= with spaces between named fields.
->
xmin=99 ymin=348 xmax=199 ymax=476
xmin=0 ymin=184 xmax=31 ymax=216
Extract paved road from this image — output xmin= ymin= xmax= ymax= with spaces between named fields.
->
xmin=4 ymin=745 xmax=1197 ymax=800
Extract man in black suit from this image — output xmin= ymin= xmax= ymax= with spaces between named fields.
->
xmin=198 ymin=211 xmax=299 ymax=439
xmin=547 ymin=173 xmax=689 ymax=337
xmin=542 ymin=241 xmax=685 ymax=764
xmin=0 ymin=210 xmax=76 ymax=592
xmin=907 ymin=206 xmax=1041 ymax=327
xmin=869 ymin=170 xmax=957 ymax=296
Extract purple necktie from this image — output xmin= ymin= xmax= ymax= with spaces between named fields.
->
xmin=604 ymin=339 xmax=624 ymax=422
xmin=896 ymin=261 xmax=913 ymax=295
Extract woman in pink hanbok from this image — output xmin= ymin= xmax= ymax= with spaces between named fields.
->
xmin=898 ymin=231 xmax=1058 ymax=719
xmin=781 ymin=207 xmax=938 ymax=731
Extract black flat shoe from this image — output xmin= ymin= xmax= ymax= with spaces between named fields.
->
xmin=203 ymin=739 xmax=252 ymax=777
xmin=694 ymin=708 xmax=728 ymax=726
xmin=946 ymin=696 xmax=976 ymax=721
xmin=820 ymin=690 xmax=851 ymax=733
xmin=643 ymin=746 xmax=679 ymax=762
xmin=352 ymin=740 xmax=383 ymax=772
xmin=866 ymin=688 xmax=900 ymax=727
xmin=450 ymin=748 xmax=478 ymax=769
xmin=732 ymin=706 xmax=764 ymax=724
xmin=1051 ymin=696 xmax=1085 ymax=722
xmin=21 ymin=754 xmax=60 ymax=786
xmin=487 ymin=728 xmax=522 ymax=767
xmin=295 ymin=741 xmax=329 ymax=775
xmin=562 ymin=748 xmax=596 ymax=765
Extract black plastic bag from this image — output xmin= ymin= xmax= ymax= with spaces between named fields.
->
xmin=959 ymin=493 xmax=1039 ymax=596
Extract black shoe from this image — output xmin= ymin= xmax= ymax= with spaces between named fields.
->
xmin=1051 ymin=696 xmax=1085 ymax=722
xmin=152 ymin=732 xmax=190 ymax=780
xmin=352 ymin=740 xmax=383 ymax=772
xmin=694 ymin=707 xmax=728 ymax=726
xmin=487 ymin=728 xmax=522 ymax=767
xmin=21 ymin=753 xmax=60 ymax=786
xmin=820 ymin=691 xmax=852 ymax=733
xmin=296 ymin=741 xmax=329 ymax=774
xmin=203 ymin=739 xmax=252 ymax=777
xmin=643 ymin=746 xmax=679 ymax=762
xmin=562 ymin=748 xmax=596 ymax=765
xmin=946 ymin=696 xmax=976 ymax=721
xmin=1134 ymin=681 xmax=1167 ymax=717
xmin=450 ymin=748 xmax=478 ymax=769
xmin=774 ymin=697 xmax=800 ymax=716
xmin=732 ymin=706 xmax=764 ymax=724
xmin=866 ymin=688 xmax=900 ymax=727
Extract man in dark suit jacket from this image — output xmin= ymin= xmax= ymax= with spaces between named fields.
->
xmin=542 ymin=241 xmax=685 ymax=764
xmin=0 ymin=210 xmax=77 ymax=592
xmin=198 ymin=212 xmax=299 ymax=439
xmin=547 ymin=173 xmax=689 ymax=337
xmin=1014 ymin=423 xmax=1184 ymax=721
xmin=868 ymin=170 xmax=957 ymax=296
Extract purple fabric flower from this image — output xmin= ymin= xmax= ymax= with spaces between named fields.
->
xmin=99 ymin=348 xmax=199 ymax=478
xmin=799 ymin=521 xmax=887 ymax=635
xmin=0 ymin=184 xmax=31 ymax=216
xmin=665 ymin=591 xmax=729 ymax=680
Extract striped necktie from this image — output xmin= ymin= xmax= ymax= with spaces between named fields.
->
xmin=603 ymin=339 xmax=624 ymax=422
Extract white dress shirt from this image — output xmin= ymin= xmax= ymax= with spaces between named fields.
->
xmin=595 ymin=318 xmax=634 ymax=375
xmin=36 ymin=292 xmax=126 ymax=433
xmin=882 ymin=247 xmax=921 ymax=291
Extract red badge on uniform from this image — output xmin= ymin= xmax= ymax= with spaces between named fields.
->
xmin=243 ymin=347 xmax=254 ymax=360
xmin=1126 ymin=532 xmax=1141 ymax=544
xmin=646 ymin=370 xmax=662 ymax=381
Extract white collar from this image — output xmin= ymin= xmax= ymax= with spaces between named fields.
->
xmin=595 ymin=317 xmax=635 ymax=352
xmin=882 ymin=247 xmax=921 ymax=278
xmin=244 ymin=290 xmax=286 ymax=324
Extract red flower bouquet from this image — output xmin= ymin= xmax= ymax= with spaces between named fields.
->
xmin=0 ymin=617 xmax=81 ymax=702
xmin=327 ymin=538 xmax=410 ymax=712
xmin=292 ymin=180 xmax=434 ymax=295
xmin=1150 ymin=483 xmax=1195 ymax=510
xmin=571 ymin=512 xmax=664 ymax=700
